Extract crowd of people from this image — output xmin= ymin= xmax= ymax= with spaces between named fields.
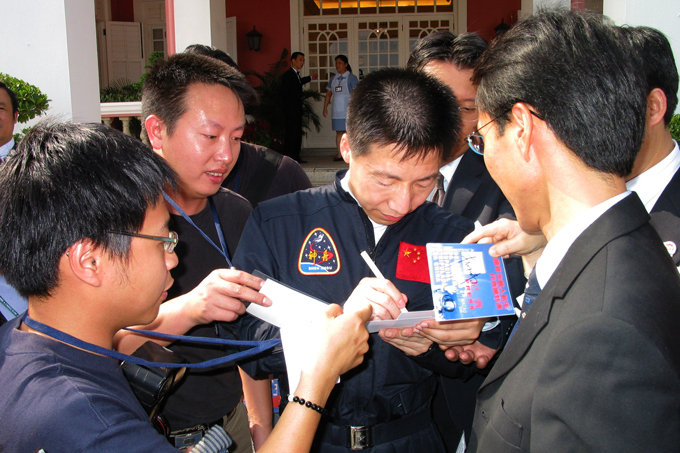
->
xmin=0 ymin=7 xmax=679 ymax=453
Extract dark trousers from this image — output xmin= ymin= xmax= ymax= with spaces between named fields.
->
xmin=283 ymin=115 xmax=303 ymax=161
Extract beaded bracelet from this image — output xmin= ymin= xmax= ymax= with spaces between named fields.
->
xmin=287 ymin=394 xmax=328 ymax=416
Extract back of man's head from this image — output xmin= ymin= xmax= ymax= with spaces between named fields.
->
xmin=473 ymin=9 xmax=647 ymax=177
xmin=346 ymin=67 xmax=460 ymax=162
xmin=291 ymin=52 xmax=304 ymax=60
xmin=0 ymin=121 xmax=176 ymax=298
xmin=621 ymin=26 xmax=678 ymax=126
xmin=0 ymin=81 xmax=19 ymax=116
xmin=142 ymin=53 xmax=256 ymax=138
xmin=183 ymin=44 xmax=241 ymax=72
xmin=407 ymin=31 xmax=488 ymax=71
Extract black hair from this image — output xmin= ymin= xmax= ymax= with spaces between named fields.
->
xmin=183 ymin=44 xmax=241 ymax=72
xmin=407 ymin=31 xmax=489 ymax=71
xmin=0 ymin=121 xmax=177 ymax=298
xmin=335 ymin=54 xmax=353 ymax=73
xmin=620 ymin=26 xmax=678 ymax=126
xmin=346 ymin=67 xmax=460 ymax=162
xmin=0 ymin=81 xmax=19 ymax=116
xmin=473 ymin=9 xmax=647 ymax=177
xmin=142 ymin=53 xmax=256 ymax=138
xmin=291 ymin=52 xmax=305 ymax=60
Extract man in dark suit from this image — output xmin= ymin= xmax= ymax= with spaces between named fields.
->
xmin=622 ymin=27 xmax=680 ymax=267
xmin=465 ymin=10 xmax=680 ymax=450
xmin=407 ymin=31 xmax=523 ymax=452
xmin=281 ymin=52 xmax=316 ymax=163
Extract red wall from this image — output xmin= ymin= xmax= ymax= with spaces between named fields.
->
xmin=110 ymin=0 xmax=134 ymax=22
xmin=467 ymin=0 xmax=521 ymax=42
xmin=226 ymin=0 xmax=291 ymax=82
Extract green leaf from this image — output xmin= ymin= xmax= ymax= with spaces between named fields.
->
xmin=0 ymin=73 xmax=51 ymax=122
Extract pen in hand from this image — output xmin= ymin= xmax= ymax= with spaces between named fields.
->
xmin=360 ymin=250 xmax=407 ymax=313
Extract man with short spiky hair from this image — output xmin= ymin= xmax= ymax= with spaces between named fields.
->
xmin=234 ymin=67 xmax=491 ymax=453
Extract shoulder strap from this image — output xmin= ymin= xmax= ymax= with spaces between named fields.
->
xmin=22 ymin=313 xmax=280 ymax=369
xmin=243 ymin=148 xmax=284 ymax=208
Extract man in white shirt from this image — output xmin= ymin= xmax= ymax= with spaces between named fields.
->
xmin=0 ymin=81 xmax=22 ymax=326
xmin=406 ymin=31 xmax=523 ymax=452
xmin=622 ymin=26 xmax=680 ymax=268
xmin=0 ymin=82 xmax=18 ymax=159
xmin=464 ymin=10 xmax=680 ymax=451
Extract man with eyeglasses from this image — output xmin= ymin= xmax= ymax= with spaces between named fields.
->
xmin=406 ymin=31 xmax=525 ymax=452
xmin=0 ymin=121 xmax=183 ymax=451
xmin=0 ymin=120 xmax=377 ymax=453
xmin=460 ymin=10 xmax=680 ymax=451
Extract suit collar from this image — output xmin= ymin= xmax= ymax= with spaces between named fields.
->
xmin=442 ymin=151 xmax=486 ymax=214
xmin=652 ymin=165 xmax=680 ymax=216
xmin=480 ymin=193 xmax=650 ymax=390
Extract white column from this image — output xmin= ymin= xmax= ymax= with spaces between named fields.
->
xmin=174 ymin=0 xmax=228 ymax=53
xmin=604 ymin=0 xmax=680 ymax=114
xmin=1 ymin=0 xmax=101 ymax=129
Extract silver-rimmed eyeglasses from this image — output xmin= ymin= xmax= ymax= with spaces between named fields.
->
xmin=466 ymin=109 xmax=544 ymax=156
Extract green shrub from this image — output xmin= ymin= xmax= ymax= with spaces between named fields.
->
xmin=670 ymin=114 xmax=680 ymax=142
xmin=0 ymin=73 xmax=50 ymax=123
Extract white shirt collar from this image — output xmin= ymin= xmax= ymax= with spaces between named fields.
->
xmin=439 ymin=154 xmax=464 ymax=192
xmin=535 ymin=191 xmax=631 ymax=288
xmin=340 ymin=170 xmax=388 ymax=243
xmin=428 ymin=154 xmax=464 ymax=201
xmin=0 ymin=138 xmax=15 ymax=158
xmin=626 ymin=140 xmax=680 ymax=213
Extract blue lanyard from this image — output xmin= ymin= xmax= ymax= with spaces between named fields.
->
xmin=163 ymin=192 xmax=234 ymax=268
xmin=0 ymin=295 xmax=19 ymax=317
xmin=22 ymin=313 xmax=280 ymax=369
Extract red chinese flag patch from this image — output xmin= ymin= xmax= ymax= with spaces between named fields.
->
xmin=396 ymin=242 xmax=430 ymax=284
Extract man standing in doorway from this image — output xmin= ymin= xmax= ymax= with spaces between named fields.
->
xmin=281 ymin=52 xmax=316 ymax=163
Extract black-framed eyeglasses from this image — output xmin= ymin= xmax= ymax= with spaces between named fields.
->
xmin=466 ymin=109 xmax=545 ymax=156
xmin=107 ymin=230 xmax=178 ymax=253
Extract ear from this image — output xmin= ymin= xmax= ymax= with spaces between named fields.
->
xmin=339 ymin=133 xmax=352 ymax=164
xmin=12 ymin=111 xmax=18 ymax=125
xmin=646 ymin=88 xmax=667 ymax=129
xmin=509 ymin=103 xmax=537 ymax=162
xmin=65 ymin=240 xmax=106 ymax=288
xmin=144 ymin=114 xmax=166 ymax=153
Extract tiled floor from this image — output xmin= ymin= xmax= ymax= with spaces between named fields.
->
xmin=298 ymin=149 xmax=348 ymax=186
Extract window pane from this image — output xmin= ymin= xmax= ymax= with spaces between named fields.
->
xmin=437 ymin=0 xmax=453 ymax=12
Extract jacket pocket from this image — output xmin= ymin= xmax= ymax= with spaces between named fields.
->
xmin=482 ymin=398 xmax=523 ymax=450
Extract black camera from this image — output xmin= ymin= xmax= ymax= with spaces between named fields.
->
xmin=121 ymin=341 xmax=187 ymax=435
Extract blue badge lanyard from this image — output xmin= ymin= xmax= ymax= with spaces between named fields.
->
xmin=22 ymin=313 xmax=280 ymax=369
xmin=0 ymin=296 xmax=19 ymax=318
xmin=163 ymin=192 xmax=234 ymax=268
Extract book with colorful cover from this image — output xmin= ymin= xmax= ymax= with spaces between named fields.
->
xmin=426 ymin=243 xmax=515 ymax=321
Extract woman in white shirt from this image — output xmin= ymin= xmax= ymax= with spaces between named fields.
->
xmin=323 ymin=55 xmax=359 ymax=161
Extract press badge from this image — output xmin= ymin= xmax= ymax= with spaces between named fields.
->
xmin=335 ymin=86 xmax=343 ymax=92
